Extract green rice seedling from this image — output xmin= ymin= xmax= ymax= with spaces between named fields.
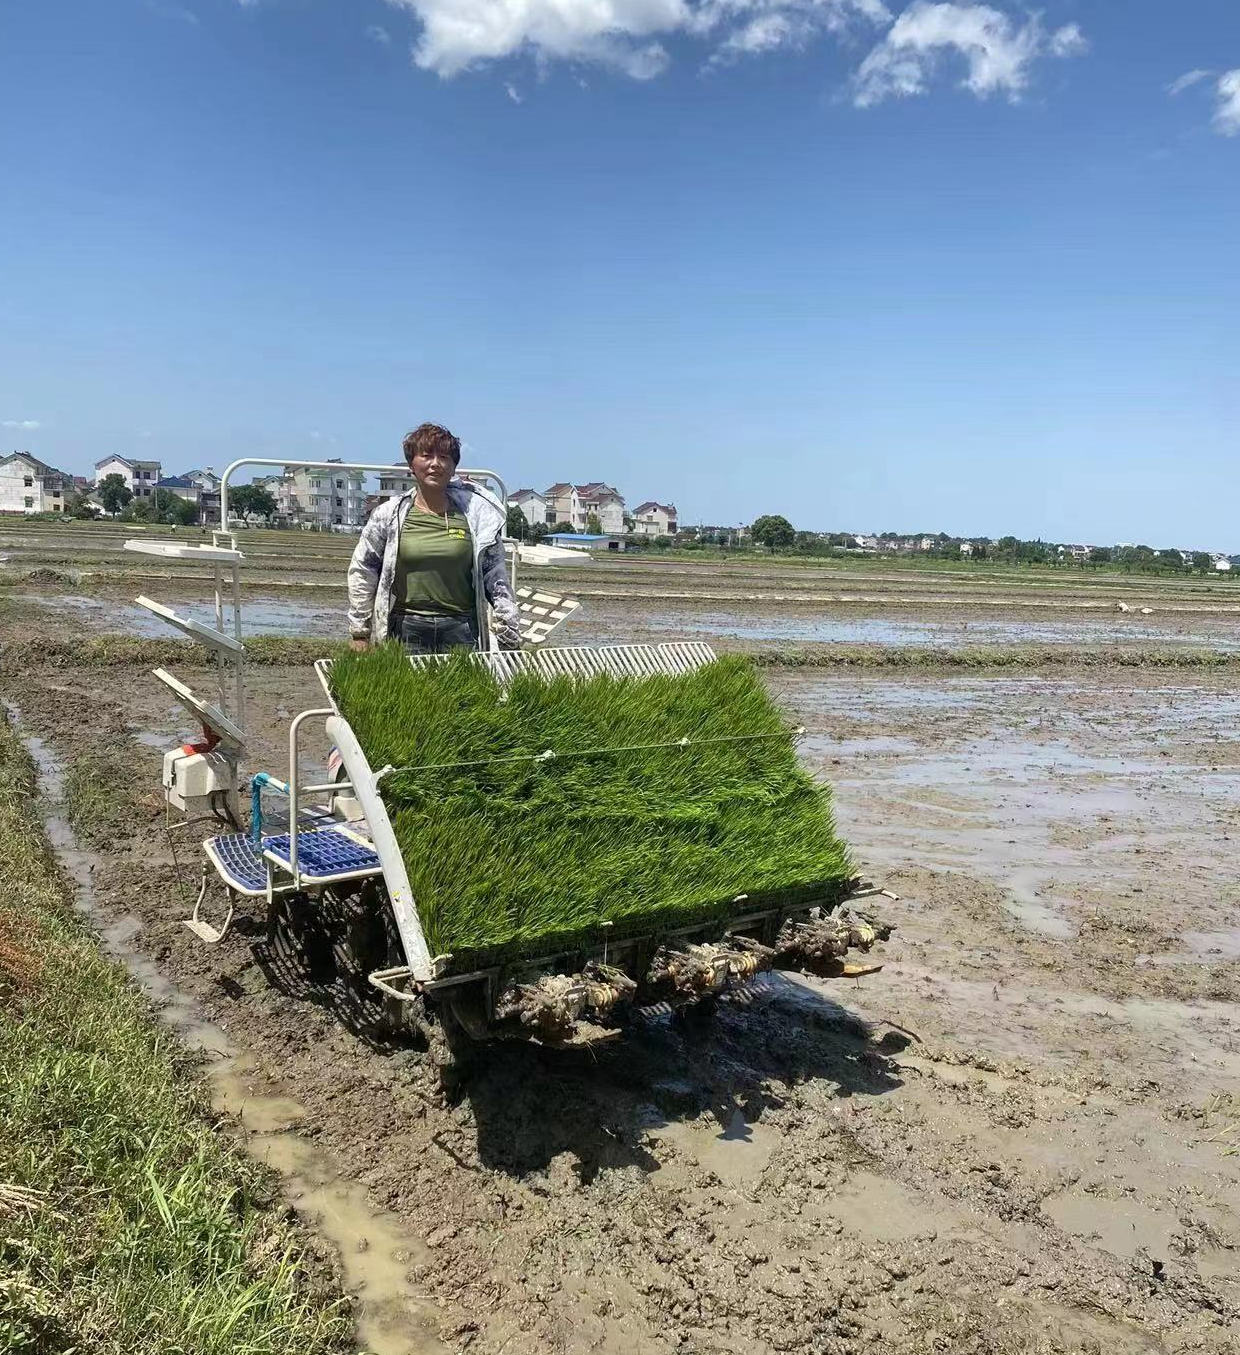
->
xmin=330 ymin=648 xmax=852 ymax=964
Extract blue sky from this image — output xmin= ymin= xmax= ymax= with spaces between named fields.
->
xmin=1 ymin=0 xmax=1236 ymax=546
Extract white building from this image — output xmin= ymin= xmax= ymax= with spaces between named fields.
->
xmin=543 ymin=483 xmax=577 ymax=529
xmin=259 ymin=461 xmax=367 ymax=528
xmin=376 ymin=465 xmax=415 ymax=505
xmin=541 ymin=481 xmax=627 ymax=533
xmin=573 ymin=482 xmax=625 ymax=533
xmin=632 ymin=501 xmax=678 ymax=537
xmin=94 ymin=454 xmax=161 ymax=500
xmin=0 ymin=452 xmax=70 ymax=515
xmin=511 ymin=489 xmax=547 ymax=529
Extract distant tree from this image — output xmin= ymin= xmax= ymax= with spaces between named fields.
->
xmin=530 ymin=522 xmax=549 ymax=543
xmin=1192 ymin=551 xmax=1213 ymax=573
xmin=97 ymin=473 xmax=132 ymax=517
xmin=1090 ymin=546 xmax=1112 ymax=564
xmin=1116 ymin=545 xmax=1155 ymax=568
xmin=148 ymin=488 xmax=197 ymax=526
xmin=505 ymin=505 xmax=528 ymax=540
xmin=586 ymin=512 xmax=603 ymax=535
xmin=549 ymin=520 xmax=575 ymax=535
xmin=64 ymin=488 xmax=97 ymax=520
xmin=653 ymin=534 xmax=672 ymax=550
xmin=751 ymin=514 xmax=795 ymax=553
xmin=230 ymin=484 xmax=277 ymax=523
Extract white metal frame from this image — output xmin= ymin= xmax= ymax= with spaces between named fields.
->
xmin=313 ymin=641 xmax=718 ymax=711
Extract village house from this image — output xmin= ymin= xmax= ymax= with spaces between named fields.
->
xmin=0 ymin=451 xmax=71 ymax=515
xmin=541 ymin=481 xmax=627 ymax=533
xmin=573 ymin=482 xmax=625 ymax=534
xmin=694 ymin=523 xmax=750 ymax=546
xmin=155 ymin=467 xmax=221 ymax=524
xmin=511 ymin=489 xmax=548 ymax=529
xmin=256 ymin=461 xmax=367 ymax=528
xmin=632 ymin=501 xmax=678 ymax=537
xmin=543 ymin=483 xmax=577 ymax=528
xmin=94 ymin=453 xmax=161 ymax=499
xmin=376 ymin=465 xmax=415 ymax=505
xmin=1058 ymin=543 xmax=1093 ymax=562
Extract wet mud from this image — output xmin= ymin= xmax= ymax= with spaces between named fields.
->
xmin=12 ymin=703 xmax=442 ymax=1355
xmin=5 ymin=651 xmax=1240 ymax=1352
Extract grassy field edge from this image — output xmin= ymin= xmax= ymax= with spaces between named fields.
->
xmin=0 ymin=711 xmax=353 ymax=1355
xmin=3 ymin=628 xmax=1240 ymax=675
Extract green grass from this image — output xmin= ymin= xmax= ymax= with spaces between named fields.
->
xmin=0 ymin=714 xmax=353 ymax=1355
xmin=330 ymin=648 xmax=852 ymax=963
xmin=4 ymin=615 xmax=1238 ymax=677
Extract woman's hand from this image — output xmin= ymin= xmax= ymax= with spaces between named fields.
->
xmin=350 ymin=637 xmax=370 ymax=653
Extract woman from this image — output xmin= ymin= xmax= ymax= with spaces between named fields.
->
xmin=347 ymin=423 xmax=521 ymax=654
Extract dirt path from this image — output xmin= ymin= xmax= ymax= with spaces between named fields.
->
xmin=6 ymin=660 xmax=1239 ymax=1354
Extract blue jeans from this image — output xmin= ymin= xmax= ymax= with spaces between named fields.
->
xmin=397 ymin=611 xmax=479 ymax=655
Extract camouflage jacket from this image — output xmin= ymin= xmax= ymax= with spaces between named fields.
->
xmin=346 ymin=480 xmax=521 ymax=649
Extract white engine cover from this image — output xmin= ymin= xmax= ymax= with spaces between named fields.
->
xmin=162 ymin=748 xmax=235 ymax=811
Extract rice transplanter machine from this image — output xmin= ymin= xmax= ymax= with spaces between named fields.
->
xmin=131 ymin=458 xmax=893 ymax=1069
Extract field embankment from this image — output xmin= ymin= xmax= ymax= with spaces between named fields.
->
xmin=0 ymin=710 xmax=352 ymax=1355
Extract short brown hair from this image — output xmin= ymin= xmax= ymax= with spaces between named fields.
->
xmin=403 ymin=423 xmax=461 ymax=466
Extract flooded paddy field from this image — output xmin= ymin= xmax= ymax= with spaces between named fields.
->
xmin=8 ymin=581 xmax=1240 ymax=656
xmin=4 ymin=614 xmax=1239 ymax=1352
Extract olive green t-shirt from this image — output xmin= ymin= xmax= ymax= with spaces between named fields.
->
xmin=395 ymin=506 xmax=474 ymax=616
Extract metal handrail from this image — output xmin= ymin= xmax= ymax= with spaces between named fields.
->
xmin=286 ymin=707 xmax=335 ymax=883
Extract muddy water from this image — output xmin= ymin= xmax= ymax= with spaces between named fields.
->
xmin=785 ymin=672 xmax=1240 ymax=951
xmin=15 ymin=590 xmax=345 ymax=638
xmin=12 ymin=703 xmax=441 ymax=1355
xmin=636 ymin=609 xmax=1240 ymax=649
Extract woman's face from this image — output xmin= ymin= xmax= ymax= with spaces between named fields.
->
xmin=409 ymin=445 xmax=455 ymax=490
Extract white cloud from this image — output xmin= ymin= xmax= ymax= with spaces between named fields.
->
xmin=1168 ymin=68 xmax=1209 ymax=97
xmin=710 ymin=13 xmax=808 ymax=65
xmin=387 ymin=0 xmax=684 ymax=78
xmin=1214 ymin=69 xmax=1240 ymax=136
xmin=505 ymin=80 xmax=524 ymax=101
xmin=386 ymin=0 xmax=889 ymax=79
xmin=852 ymin=2 xmax=1086 ymax=107
xmin=375 ymin=0 xmax=1086 ymax=101
xmin=2 ymin=419 xmax=40 ymax=430
xmin=366 ymin=24 xmax=393 ymax=44
xmin=1047 ymin=21 xmax=1085 ymax=59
